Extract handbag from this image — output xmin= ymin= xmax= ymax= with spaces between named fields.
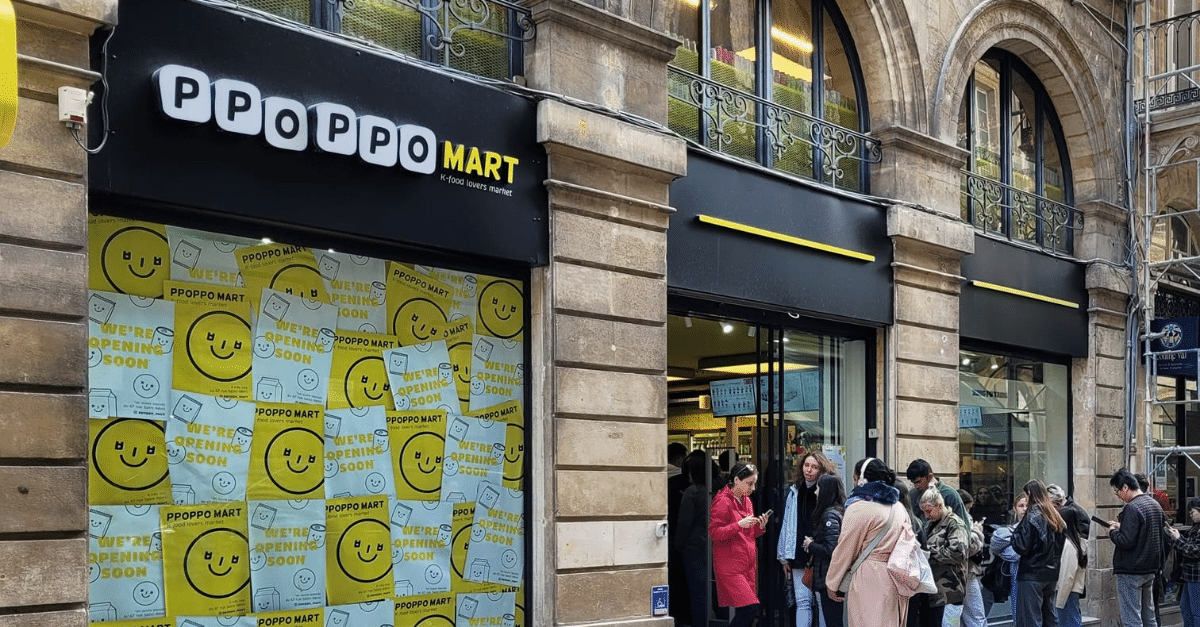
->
xmin=801 ymin=566 xmax=813 ymax=588
xmin=839 ymin=505 xmax=895 ymax=593
xmin=887 ymin=517 xmax=937 ymax=597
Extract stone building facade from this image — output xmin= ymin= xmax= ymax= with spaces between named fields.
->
xmin=0 ymin=0 xmax=1133 ymax=626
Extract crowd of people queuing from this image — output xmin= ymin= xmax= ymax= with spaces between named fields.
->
xmin=665 ymin=445 xmax=1198 ymax=627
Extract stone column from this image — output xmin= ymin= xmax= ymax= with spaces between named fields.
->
xmin=887 ymin=204 xmax=975 ymax=483
xmin=0 ymin=1 xmax=114 ymax=624
xmin=523 ymin=1 xmax=686 ymax=625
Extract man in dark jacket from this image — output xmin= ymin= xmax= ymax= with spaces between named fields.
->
xmin=1109 ymin=467 xmax=1166 ymax=627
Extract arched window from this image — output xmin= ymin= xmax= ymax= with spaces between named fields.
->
xmin=666 ymin=0 xmax=876 ymax=192
xmin=958 ymin=50 xmax=1077 ymax=254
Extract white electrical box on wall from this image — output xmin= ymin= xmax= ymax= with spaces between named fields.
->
xmin=58 ymin=86 xmax=92 ymax=124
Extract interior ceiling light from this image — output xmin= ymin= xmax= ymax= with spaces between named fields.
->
xmin=770 ymin=26 xmax=814 ymax=53
xmin=721 ymin=323 xmax=734 ymax=333
xmin=699 ymin=353 xmax=814 ymax=375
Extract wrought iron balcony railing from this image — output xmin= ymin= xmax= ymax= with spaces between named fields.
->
xmin=1134 ymin=9 xmax=1200 ymax=113
xmin=668 ymin=65 xmax=880 ymax=192
xmin=961 ymin=170 xmax=1080 ymax=255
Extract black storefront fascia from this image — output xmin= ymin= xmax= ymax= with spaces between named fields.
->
xmin=960 ymin=236 xmax=1088 ymax=358
xmin=89 ymin=0 xmax=547 ymax=268
xmin=668 ymin=151 xmax=893 ymax=325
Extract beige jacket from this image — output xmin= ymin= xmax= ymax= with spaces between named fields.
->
xmin=1055 ymin=534 xmax=1087 ymax=608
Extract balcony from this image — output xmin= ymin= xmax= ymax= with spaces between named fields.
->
xmin=234 ymin=0 xmax=534 ymax=81
xmin=961 ymin=170 xmax=1081 ymax=255
xmin=667 ymin=64 xmax=880 ymax=193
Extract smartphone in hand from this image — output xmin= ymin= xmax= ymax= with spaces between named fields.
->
xmin=1091 ymin=515 xmax=1111 ymax=528
xmin=762 ymin=509 xmax=773 ymax=519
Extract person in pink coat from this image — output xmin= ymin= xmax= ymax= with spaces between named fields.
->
xmin=710 ymin=461 xmax=771 ymax=627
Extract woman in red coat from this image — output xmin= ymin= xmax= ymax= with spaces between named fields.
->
xmin=710 ymin=461 xmax=770 ymax=627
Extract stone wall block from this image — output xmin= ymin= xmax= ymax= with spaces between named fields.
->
xmin=551 ymin=210 xmax=666 ymax=276
xmin=13 ymin=19 xmax=88 ymax=67
xmin=553 ymin=263 xmax=665 ymax=323
xmin=0 ymin=98 xmax=85 ymax=177
xmin=557 ymin=470 xmax=664 ymax=518
xmin=555 ymin=315 xmax=665 ymax=371
xmin=556 ymin=367 xmax=665 ymax=419
xmin=611 ymin=520 xmax=667 ymax=566
xmin=0 ymin=171 xmax=86 ymax=247
xmin=894 ymin=324 xmax=959 ymax=367
xmin=1095 ymin=356 xmax=1125 ymax=390
xmin=547 ymin=152 xmax=675 ymax=212
xmin=556 ymin=567 xmax=666 ymax=624
xmin=895 ymin=284 xmax=959 ymax=330
xmin=556 ymin=418 xmax=664 ymax=467
xmin=0 ymin=539 xmax=87 ymax=607
xmin=0 ymin=244 xmax=86 ymax=316
xmin=894 ymin=437 xmax=958 ymax=479
xmin=0 ymin=318 xmax=86 ymax=387
xmin=1094 ymin=326 xmax=1125 ymax=359
xmin=0 ymin=609 xmax=87 ymax=627
xmin=556 ymin=521 xmax=615 ymax=568
xmin=1096 ymin=447 xmax=1126 ymax=483
xmin=0 ymin=391 xmax=86 ymax=459
xmin=0 ymin=467 xmax=86 ymax=533
xmin=894 ymin=399 xmax=958 ymax=437
xmin=895 ymin=363 xmax=958 ymax=403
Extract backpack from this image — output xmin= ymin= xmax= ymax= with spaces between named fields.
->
xmin=888 ymin=516 xmax=935 ymax=598
xmin=980 ymin=556 xmax=1010 ymax=603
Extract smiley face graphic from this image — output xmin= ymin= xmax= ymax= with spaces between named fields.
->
xmin=185 ymin=311 xmax=251 ymax=382
xmin=391 ymin=298 xmax=449 ymax=345
xmin=213 ymin=240 xmax=239 ymax=253
xmin=132 ymin=581 xmax=161 ymax=606
xmin=469 ymin=376 xmax=485 ymax=396
xmin=504 ymin=423 xmax=524 ymax=484
xmin=89 ymin=509 xmax=112 ymax=537
xmin=89 ymin=562 xmax=101 ymax=583
xmin=100 ymin=226 xmax=169 ymax=296
xmin=293 ymin=567 xmax=316 ymax=591
xmin=393 ymin=394 xmax=411 ymax=411
xmin=126 ymin=504 xmax=152 ymax=517
xmin=425 ymin=563 xmax=445 ymax=586
xmin=269 ymin=264 xmax=324 ymax=301
xmin=132 ymin=374 xmax=161 ymax=399
xmin=264 ymin=428 xmax=325 ymax=495
xmin=166 ymin=441 xmax=187 ymax=465
xmin=253 ymin=336 xmax=275 ymax=359
xmin=399 ymin=432 xmax=445 ymax=494
xmin=477 ymin=280 xmax=523 ymax=339
xmin=91 ymin=418 xmax=168 ymax=491
xmin=325 ymin=457 xmax=340 ymax=479
xmin=365 ymin=472 xmax=387 ymax=494
xmin=344 ymin=356 xmax=390 ymax=408
xmin=231 ymin=427 xmax=253 ymax=453
xmin=254 ymin=592 xmax=277 ymax=613
xmin=500 ymin=549 xmax=518 ymax=570
xmin=443 ymin=457 xmax=460 ymax=477
xmin=249 ymin=549 xmax=267 ymax=571
xmin=184 ymin=527 xmax=249 ymax=599
xmin=212 ymin=471 xmax=237 ymax=495
xmin=336 ymin=519 xmax=393 ymax=583
xmin=297 ymin=368 xmax=320 ymax=392
xmin=89 ymin=347 xmax=104 ymax=368
xmin=152 ymin=327 xmax=174 ymax=354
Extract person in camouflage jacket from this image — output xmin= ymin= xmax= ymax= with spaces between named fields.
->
xmin=920 ymin=487 xmax=970 ymax=607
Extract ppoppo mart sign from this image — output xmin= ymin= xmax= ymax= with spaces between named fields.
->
xmin=153 ymin=64 xmax=520 ymax=186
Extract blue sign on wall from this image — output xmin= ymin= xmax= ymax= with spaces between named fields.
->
xmin=1152 ymin=317 xmax=1199 ymax=376
xmin=651 ymin=585 xmax=669 ymax=616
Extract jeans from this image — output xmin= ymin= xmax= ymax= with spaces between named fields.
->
xmin=791 ymin=570 xmax=825 ymax=627
xmin=729 ymin=603 xmax=759 ymax=627
xmin=961 ymin=576 xmax=986 ymax=627
xmin=1181 ymin=581 xmax=1200 ymax=627
xmin=1117 ymin=573 xmax=1159 ymax=627
xmin=1015 ymin=579 xmax=1057 ymax=627
xmin=1057 ymin=591 xmax=1081 ymax=627
xmin=682 ymin=552 xmax=708 ymax=627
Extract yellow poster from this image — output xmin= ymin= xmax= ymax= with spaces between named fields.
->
xmin=450 ymin=503 xmax=502 ymax=595
xmin=414 ymin=265 xmax=481 ymax=328
xmin=254 ymin=606 xmax=324 ymax=624
xmin=327 ymin=331 xmax=398 ymax=410
xmin=89 ymin=216 xmax=171 ymax=298
xmin=443 ymin=318 xmax=474 ymax=414
xmin=325 ymin=496 xmax=393 ymax=605
xmin=166 ymin=281 xmax=254 ymax=399
xmin=386 ymin=264 xmax=453 ymax=345
xmin=394 ymin=592 xmax=455 ymax=627
xmin=160 ymin=502 xmax=251 ymax=617
xmin=475 ymin=275 xmax=523 ymax=341
xmin=387 ymin=409 xmax=447 ymax=501
xmin=247 ymin=403 xmax=325 ymax=501
xmin=90 ymin=618 xmax=175 ymax=627
xmin=469 ymin=401 xmax=524 ymax=490
xmin=236 ymin=243 xmax=330 ymax=313
xmin=89 ymin=418 xmax=171 ymax=506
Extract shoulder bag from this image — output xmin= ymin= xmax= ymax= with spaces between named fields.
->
xmin=838 ymin=504 xmax=895 ymax=593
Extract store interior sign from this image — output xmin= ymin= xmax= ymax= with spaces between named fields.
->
xmin=153 ymin=64 xmax=520 ymax=184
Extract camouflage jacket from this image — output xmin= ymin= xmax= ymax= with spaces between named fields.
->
xmin=926 ymin=511 xmax=969 ymax=606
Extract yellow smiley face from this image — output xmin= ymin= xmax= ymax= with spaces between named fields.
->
xmin=185 ymin=311 xmax=251 ymax=382
xmin=451 ymin=522 xmax=471 ymax=579
xmin=92 ymin=419 xmax=168 ymax=491
xmin=477 ymin=280 xmax=523 ymax=339
xmin=264 ymin=428 xmax=324 ymax=495
xmin=398 ymin=432 xmax=445 ymax=495
xmin=504 ymin=422 xmax=524 ymax=484
xmin=100 ymin=226 xmax=169 ymax=297
xmin=391 ymin=298 xmax=448 ymax=345
xmin=336 ymin=519 xmax=392 ymax=583
xmin=270 ymin=264 xmax=325 ymax=301
xmin=448 ymin=340 xmax=472 ymax=405
xmin=344 ymin=356 xmax=390 ymax=408
xmin=184 ymin=528 xmax=250 ymax=599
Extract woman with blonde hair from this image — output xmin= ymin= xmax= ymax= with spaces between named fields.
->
xmin=778 ymin=451 xmax=834 ymax=626
xmin=1011 ymin=480 xmax=1066 ymax=627
xmin=920 ymin=487 xmax=970 ymax=613
xmin=826 ymin=458 xmax=910 ymax=627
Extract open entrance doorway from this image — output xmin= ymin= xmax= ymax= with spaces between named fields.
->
xmin=666 ymin=301 xmax=875 ymax=627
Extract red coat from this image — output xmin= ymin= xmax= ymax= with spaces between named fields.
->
xmin=709 ymin=485 xmax=765 ymax=608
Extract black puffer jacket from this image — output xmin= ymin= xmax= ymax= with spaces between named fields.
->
xmin=805 ymin=507 xmax=843 ymax=593
xmin=1012 ymin=507 xmax=1065 ymax=582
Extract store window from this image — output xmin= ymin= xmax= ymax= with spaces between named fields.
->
xmin=665 ymin=0 xmax=877 ymax=191
xmin=958 ymin=349 xmax=1069 ymax=621
xmin=86 ymin=214 xmax=527 ymax=624
xmin=957 ymin=50 xmax=1077 ymax=255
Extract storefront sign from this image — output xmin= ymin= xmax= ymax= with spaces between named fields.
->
xmin=1152 ymin=317 xmax=1199 ymax=377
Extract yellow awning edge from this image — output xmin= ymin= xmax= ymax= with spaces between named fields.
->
xmin=0 ymin=0 xmax=16 ymax=148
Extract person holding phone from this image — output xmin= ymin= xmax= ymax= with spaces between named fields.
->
xmin=1165 ymin=497 xmax=1200 ymax=627
xmin=711 ymin=461 xmax=771 ymax=627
